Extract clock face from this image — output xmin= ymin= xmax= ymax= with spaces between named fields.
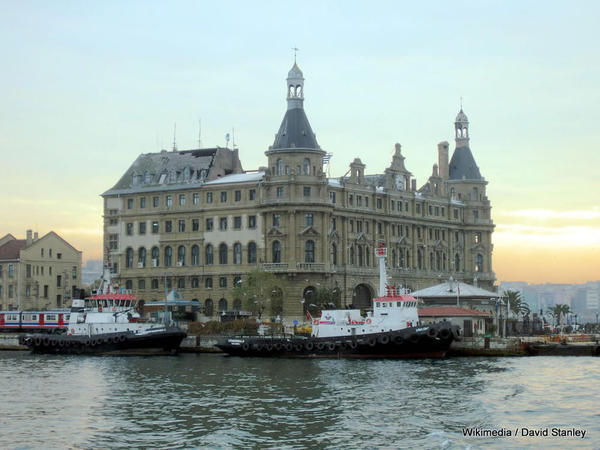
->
xmin=395 ymin=175 xmax=404 ymax=190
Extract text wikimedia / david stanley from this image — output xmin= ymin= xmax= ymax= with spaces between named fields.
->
xmin=462 ymin=428 xmax=587 ymax=439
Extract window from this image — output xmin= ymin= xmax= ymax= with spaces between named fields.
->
xmin=305 ymin=213 xmax=313 ymax=227
xmin=127 ymin=199 xmax=133 ymax=209
xmin=391 ymin=200 xmax=394 ymax=211
xmin=152 ymin=221 xmax=159 ymax=234
xmin=277 ymin=159 xmax=283 ymax=176
xmin=305 ymin=240 xmax=315 ymax=263
xmin=248 ymin=216 xmax=256 ymax=229
xmin=377 ymin=223 xmax=382 ymax=234
xmin=330 ymin=191 xmax=336 ymax=203
xmin=138 ymin=247 xmax=146 ymax=267
xmin=219 ymin=244 xmax=228 ymax=264
xmin=272 ymin=241 xmax=281 ymax=263
xmin=220 ymin=217 xmax=227 ymax=230
xmin=303 ymin=158 xmax=310 ymax=175
xmin=138 ymin=279 xmax=146 ymax=290
xmin=435 ymin=207 xmax=439 ymax=216
xmin=178 ymin=278 xmax=185 ymax=289
xmin=358 ymin=246 xmax=363 ymax=266
xmin=441 ymin=207 xmax=445 ymax=217
xmin=166 ymin=195 xmax=172 ymax=207
xmin=454 ymin=209 xmax=459 ymax=219
xmin=331 ymin=243 xmax=337 ymax=265
xmin=234 ymin=243 xmax=242 ymax=264
xmin=350 ymin=247 xmax=355 ymax=265
xmin=235 ymin=190 xmax=241 ymax=202
xmin=165 ymin=220 xmax=172 ymax=233
xmin=455 ymin=254 xmax=460 ymax=272
xmin=57 ymin=275 xmax=62 ymax=288
xmin=220 ymin=192 xmax=227 ymax=203
xmin=192 ymin=219 xmax=199 ymax=232
xmin=178 ymin=220 xmax=185 ymax=232
xmin=193 ymin=193 xmax=199 ymax=205
xmin=139 ymin=222 xmax=146 ymax=235
xmin=206 ymin=192 xmax=213 ymax=204
xmin=349 ymin=194 xmax=353 ymax=205
xmin=234 ymin=216 xmax=241 ymax=229
xmin=357 ymin=196 xmax=362 ymax=206
xmin=205 ymin=245 xmax=214 ymax=265
xmin=191 ymin=277 xmax=199 ymax=288
xmin=475 ymin=254 xmax=484 ymax=272
xmin=248 ymin=242 xmax=257 ymax=263
xmin=249 ymin=189 xmax=256 ymax=200
xmin=72 ymin=266 xmax=77 ymax=278
xmin=205 ymin=277 xmax=213 ymax=289
xmin=177 ymin=246 xmax=186 ymax=266
xmin=273 ymin=214 xmax=280 ymax=227
xmin=164 ymin=246 xmax=172 ymax=267
xmin=474 ymin=232 xmax=482 ymax=244
xmin=151 ymin=247 xmax=159 ymax=266
xmin=153 ymin=196 xmax=159 ymax=207
xmin=473 ymin=210 xmax=479 ymax=220
xmin=219 ymin=277 xmax=227 ymax=288
xmin=179 ymin=194 xmax=186 ymax=206
xmin=49 ymin=249 xmax=52 ymax=257
xmin=365 ymin=197 xmax=369 ymax=207
xmin=303 ymin=186 xmax=311 ymax=197
xmin=191 ymin=245 xmax=200 ymax=266
xmin=151 ymin=279 xmax=159 ymax=290
xmin=416 ymin=204 xmax=421 ymax=214
xmin=377 ymin=198 xmax=382 ymax=209
xmin=140 ymin=198 xmax=146 ymax=209
xmin=234 ymin=276 xmax=242 ymax=288
xmin=206 ymin=218 xmax=213 ymax=231
xmin=109 ymin=234 xmax=118 ymax=250
xmin=126 ymin=248 xmax=134 ymax=268
xmin=126 ymin=223 xmax=133 ymax=236
xmin=277 ymin=187 xmax=284 ymax=198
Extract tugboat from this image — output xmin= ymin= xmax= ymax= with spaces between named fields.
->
xmin=21 ymin=260 xmax=186 ymax=355
xmin=217 ymin=246 xmax=460 ymax=358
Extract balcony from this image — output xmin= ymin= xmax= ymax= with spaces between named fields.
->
xmin=262 ymin=263 xmax=289 ymax=272
xmin=296 ymin=262 xmax=326 ymax=272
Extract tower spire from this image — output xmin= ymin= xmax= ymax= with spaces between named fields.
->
xmin=286 ymin=58 xmax=304 ymax=110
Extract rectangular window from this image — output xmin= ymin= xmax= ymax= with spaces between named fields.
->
xmin=138 ymin=279 xmax=146 ymax=290
xmin=57 ymin=275 xmax=62 ymax=288
xmin=475 ymin=232 xmax=482 ymax=243
xmin=349 ymin=194 xmax=353 ymax=205
xmin=219 ymin=277 xmax=227 ymax=288
xmin=273 ymin=214 xmax=280 ymax=227
xmin=178 ymin=220 xmax=185 ymax=232
xmin=9 ymin=285 xmax=14 ymax=298
xmin=193 ymin=193 xmax=199 ymax=205
xmin=192 ymin=219 xmax=199 ymax=232
xmin=152 ymin=221 xmax=159 ymax=234
xmin=331 ymin=218 xmax=336 ymax=230
xmin=416 ymin=204 xmax=421 ymax=214
xmin=205 ymin=277 xmax=213 ymax=289
xmin=235 ymin=190 xmax=241 ymax=201
xmin=220 ymin=217 xmax=227 ymax=230
xmin=429 ymin=205 xmax=433 ymax=215
xmin=391 ymin=201 xmax=395 ymax=211
xmin=139 ymin=222 xmax=146 ymax=235
xmin=179 ymin=194 xmax=186 ymax=206
xmin=303 ymin=186 xmax=311 ymax=197
xmin=365 ymin=197 xmax=369 ymax=207
xmin=153 ymin=196 xmax=159 ymax=208
xmin=109 ymin=218 xmax=117 ymax=225
xmin=350 ymin=220 xmax=354 ymax=233
xmin=377 ymin=223 xmax=382 ymax=234
xmin=277 ymin=186 xmax=284 ymax=198
xmin=207 ymin=192 xmax=213 ymax=203
xmin=441 ymin=207 xmax=445 ymax=217
xmin=109 ymin=234 xmax=118 ymax=250
xmin=357 ymin=221 xmax=362 ymax=232
xmin=234 ymin=216 xmax=242 ymax=229
xmin=166 ymin=195 xmax=172 ymax=207
xmin=330 ymin=191 xmax=336 ymax=203
xmin=151 ymin=279 xmax=159 ymax=290
xmin=377 ymin=198 xmax=382 ymax=209
xmin=248 ymin=215 xmax=256 ymax=229
xmin=249 ymin=189 xmax=256 ymax=201
xmin=72 ymin=266 xmax=77 ymax=278
xmin=43 ymin=285 xmax=48 ymax=298
xmin=127 ymin=199 xmax=133 ymax=209
xmin=220 ymin=191 xmax=227 ymax=203
xmin=473 ymin=210 xmax=479 ymax=220
xmin=26 ymin=264 xmax=31 ymax=277
xmin=57 ymin=252 xmax=62 ymax=259
xmin=126 ymin=223 xmax=133 ymax=235
xmin=165 ymin=220 xmax=172 ymax=233
xmin=435 ymin=206 xmax=439 ymax=216
xmin=454 ymin=209 xmax=459 ymax=219
xmin=357 ymin=196 xmax=362 ymax=206
xmin=206 ymin=218 xmax=213 ymax=231
xmin=140 ymin=197 xmax=146 ymax=209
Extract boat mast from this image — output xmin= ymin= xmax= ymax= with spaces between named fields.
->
xmin=375 ymin=244 xmax=388 ymax=297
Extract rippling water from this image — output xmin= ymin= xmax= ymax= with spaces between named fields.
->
xmin=0 ymin=352 xmax=598 ymax=449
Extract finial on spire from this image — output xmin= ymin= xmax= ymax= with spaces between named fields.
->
xmin=172 ymin=123 xmax=177 ymax=151
xmin=460 ymin=96 xmax=463 ymax=110
xmin=292 ymin=46 xmax=299 ymax=63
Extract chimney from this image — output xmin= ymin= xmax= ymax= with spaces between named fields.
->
xmin=26 ymin=229 xmax=33 ymax=246
xmin=34 ymin=232 xmax=39 ymax=241
xmin=438 ymin=141 xmax=449 ymax=180
xmin=411 ymin=179 xmax=417 ymax=191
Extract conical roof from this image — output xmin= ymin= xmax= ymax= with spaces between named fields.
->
xmin=272 ymin=107 xmax=319 ymax=150
xmin=449 ymin=146 xmax=482 ymax=180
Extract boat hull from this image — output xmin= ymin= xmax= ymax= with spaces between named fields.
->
xmin=217 ymin=324 xmax=459 ymax=359
xmin=20 ymin=328 xmax=187 ymax=355
xmin=524 ymin=342 xmax=600 ymax=357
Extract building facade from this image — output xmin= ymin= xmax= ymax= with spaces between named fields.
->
xmin=0 ymin=230 xmax=82 ymax=310
xmin=102 ymin=62 xmax=495 ymax=320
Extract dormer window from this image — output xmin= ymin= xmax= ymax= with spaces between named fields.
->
xmin=144 ymin=171 xmax=151 ymax=184
xmin=158 ymin=172 xmax=167 ymax=184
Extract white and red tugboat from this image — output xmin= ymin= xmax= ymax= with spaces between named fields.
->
xmin=21 ymin=261 xmax=186 ymax=355
xmin=217 ymin=246 xmax=460 ymax=358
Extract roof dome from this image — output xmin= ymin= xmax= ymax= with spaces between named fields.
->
xmin=455 ymin=108 xmax=469 ymax=124
xmin=288 ymin=62 xmax=303 ymax=79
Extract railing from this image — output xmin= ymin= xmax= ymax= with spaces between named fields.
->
xmin=262 ymin=263 xmax=289 ymax=272
xmin=296 ymin=262 xmax=326 ymax=272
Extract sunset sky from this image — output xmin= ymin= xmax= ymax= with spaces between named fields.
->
xmin=1 ymin=1 xmax=598 ymax=284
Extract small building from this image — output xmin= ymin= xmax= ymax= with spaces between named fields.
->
xmin=0 ymin=230 xmax=82 ymax=310
xmin=419 ymin=306 xmax=492 ymax=337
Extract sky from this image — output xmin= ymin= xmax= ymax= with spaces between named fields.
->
xmin=1 ymin=1 xmax=598 ymax=284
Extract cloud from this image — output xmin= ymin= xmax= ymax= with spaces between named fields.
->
xmin=494 ymin=224 xmax=600 ymax=247
xmin=502 ymin=208 xmax=600 ymax=220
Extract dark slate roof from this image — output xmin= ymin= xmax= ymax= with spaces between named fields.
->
xmin=0 ymin=239 xmax=26 ymax=260
xmin=448 ymin=146 xmax=483 ymax=180
xmin=272 ymin=107 xmax=319 ymax=150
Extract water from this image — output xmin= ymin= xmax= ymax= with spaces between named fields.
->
xmin=0 ymin=353 xmax=598 ymax=449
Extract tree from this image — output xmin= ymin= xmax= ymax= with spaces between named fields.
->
xmin=503 ymin=290 xmax=530 ymax=318
xmin=304 ymin=286 xmax=341 ymax=318
xmin=232 ymin=269 xmax=287 ymax=319
xmin=549 ymin=304 xmax=571 ymax=326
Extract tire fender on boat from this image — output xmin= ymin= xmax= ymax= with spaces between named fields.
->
xmin=42 ymin=337 xmax=50 ymax=346
xmin=34 ymin=337 xmax=42 ymax=346
xmin=379 ymin=335 xmax=390 ymax=345
xmin=242 ymin=342 xmax=250 ymax=351
xmin=305 ymin=341 xmax=314 ymax=351
xmin=294 ymin=343 xmax=303 ymax=352
xmin=119 ymin=334 xmax=127 ymax=343
xmin=438 ymin=328 xmax=451 ymax=340
xmin=284 ymin=343 xmax=293 ymax=352
xmin=316 ymin=342 xmax=325 ymax=351
xmin=266 ymin=343 xmax=274 ymax=351
xmin=427 ymin=327 xmax=437 ymax=338
xmin=327 ymin=342 xmax=336 ymax=351
xmin=368 ymin=337 xmax=377 ymax=347
xmin=409 ymin=334 xmax=420 ymax=344
xmin=348 ymin=340 xmax=358 ymax=349
xmin=394 ymin=335 xmax=404 ymax=345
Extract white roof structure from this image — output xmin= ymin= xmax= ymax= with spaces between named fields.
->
xmin=204 ymin=172 xmax=265 ymax=185
xmin=412 ymin=280 xmax=499 ymax=299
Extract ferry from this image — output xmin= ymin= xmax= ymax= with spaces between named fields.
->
xmin=21 ymin=261 xmax=186 ymax=355
xmin=217 ymin=246 xmax=460 ymax=358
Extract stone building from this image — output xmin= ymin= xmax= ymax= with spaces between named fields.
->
xmin=102 ymin=61 xmax=495 ymax=320
xmin=0 ymin=230 xmax=82 ymax=310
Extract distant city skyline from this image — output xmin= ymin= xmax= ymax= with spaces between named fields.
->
xmin=1 ymin=1 xmax=598 ymax=284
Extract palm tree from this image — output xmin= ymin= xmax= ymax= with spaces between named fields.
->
xmin=503 ymin=290 xmax=530 ymax=318
xmin=549 ymin=304 xmax=571 ymax=326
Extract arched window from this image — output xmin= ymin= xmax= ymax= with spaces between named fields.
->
xmin=205 ymin=245 xmax=213 ymax=265
xmin=288 ymin=85 xmax=295 ymax=97
xmin=303 ymin=158 xmax=310 ymax=175
xmin=418 ymin=249 xmax=423 ymax=270
xmin=248 ymin=242 xmax=257 ymax=264
xmin=475 ymin=254 xmax=484 ymax=272
xmin=218 ymin=298 xmax=228 ymax=312
xmin=177 ymin=246 xmax=186 ymax=266
xmin=219 ymin=243 xmax=228 ymax=264
xmin=436 ymin=252 xmax=441 ymax=270
xmin=296 ymin=85 xmax=302 ymax=97
xmin=391 ymin=249 xmax=397 ymax=268
xmin=429 ymin=252 xmax=434 ymax=270
xmin=399 ymin=249 xmax=405 ymax=268
xmin=455 ymin=254 xmax=460 ymax=272
xmin=331 ymin=243 xmax=337 ymax=266
xmin=138 ymin=247 xmax=146 ymax=268
xmin=406 ymin=250 xmax=410 ymax=268
xmin=350 ymin=247 xmax=355 ymax=265
xmin=277 ymin=159 xmax=283 ymax=176
xmin=443 ymin=253 xmax=447 ymax=270
xmin=366 ymin=247 xmax=370 ymax=266
xmin=450 ymin=187 xmax=456 ymax=198
xmin=164 ymin=246 xmax=172 ymax=267
xmin=272 ymin=241 xmax=281 ymax=263
xmin=204 ymin=299 xmax=214 ymax=317
xmin=191 ymin=245 xmax=200 ymax=266
xmin=233 ymin=243 xmax=242 ymax=264
xmin=151 ymin=246 xmax=159 ymax=267
xmin=358 ymin=246 xmax=363 ymax=266
xmin=126 ymin=248 xmax=133 ymax=268
xmin=305 ymin=240 xmax=315 ymax=263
